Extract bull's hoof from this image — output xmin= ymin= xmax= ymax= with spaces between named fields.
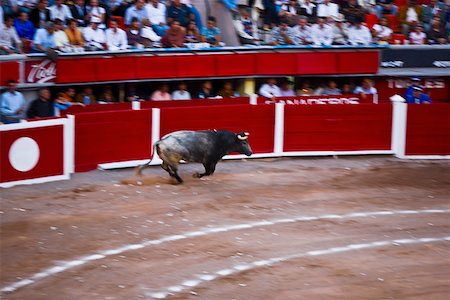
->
xmin=192 ymin=172 xmax=201 ymax=178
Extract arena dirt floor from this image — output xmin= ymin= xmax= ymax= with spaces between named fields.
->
xmin=1 ymin=156 xmax=450 ymax=300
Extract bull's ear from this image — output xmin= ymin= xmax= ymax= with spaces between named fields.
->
xmin=237 ymin=132 xmax=249 ymax=140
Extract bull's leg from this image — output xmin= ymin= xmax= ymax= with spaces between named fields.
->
xmin=168 ymin=165 xmax=183 ymax=183
xmin=196 ymin=162 xmax=216 ymax=178
xmin=161 ymin=162 xmax=175 ymax=177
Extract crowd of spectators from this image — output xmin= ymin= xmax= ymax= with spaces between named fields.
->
xmin=0 ymin=0 xmax=225 ymax=55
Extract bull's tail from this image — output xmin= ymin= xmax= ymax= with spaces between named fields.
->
xmin=135 ymin=143 xmax=158 ymax=176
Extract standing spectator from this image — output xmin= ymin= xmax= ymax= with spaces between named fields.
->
xmin=166 ymin=0 xmax=192 ymax=28
xmin=341 ymin=0 xmax=366 ymax=24
xmin=32 ymin=21 xmax=57 ymax=52
xmin=375 ymin=0 xmax=398 ymax=19
xmin=404 ymin=77 xmax=422 ymax=98
xmin=0 ymin=80 xmax=26 ymax=124
xmin=218 ymin=81 xmax=238 ymax=98
xmin=409 ymin=25 xmax=427 ymax=44
xmin=233 ymin=8 xmax=260 ymax=45
xmin=126 ymin=17 xmax=149 ymax=48
xmin=317 ymin=0 xmax=339 ymax=19
xmin=65 ymin=18 xmax=85 ymax=50
xmin=269 ymin=21 xmax=295 ymax=45
xmin=106 ymin=18 xmax=128 ymax=50
xmin=145 ymin=0 xmax=168 ymax=37
xmin=406 ymin=86 xmax=432 ymax=104
xmin=54 ymin=18 xmax=70 ymax=51
xmin=310 ymin=17 xmax=333 ymax=46
xmin=29 ymin=0 xmax=51 ymax=28
xmin=330 ymin=14 xmax=348 ymax=45
xmin=322 ymin=80 xmax=342 ymax=95
xmin=427 ymin=17 xmax=447 ymax=44
xmin=279 ymin=0 xmax=301 ymax=27
xmin=293 ymin=16 xmax=312 ymax=45
xmin=75 ymin=86 xmax=96 ymax=105
xmin=0 ymin=16 xmax=23 ymax=54
xmin=197 ymin=80 xmax=217 ymax=98
xmin=14 ymin=12 xmax=36 ymax=43
xmin=262 ymin=0 xmax=279 ymax=30
xmin=161 ymin=20 xmax=186 ymax=48
xmin=83 ymin=19 xmax=106 ymax=50
xmin=354 ymin=78 xmax=377 ymax=99
xmin=348 ymin=18 xmax=372 ymax=45
xmin=279 ymin=80 xmax=295 ymax=96
xmin=151 ymin=83 xmax=172 ymax=101
xmin=299 ymin=0 xmax=317 ymax=23
xmin=69 ymin=0 xmax=87 ymax=27
xmin=372 ymin=16 xmax=393 ymax=44
xmin=200 ymin=16 xmax=223 ymax=47
xmin=421 ymin=0 xmax=446 ymax=32
xmin=125 ymin=0 xmax=148 ymax=25
xmin=27 ymin=88 xmax=54 ymax=119
xmin=171 ymin=82 xmax=191 ymax=100
xmin=49 ymin=0 xmax=73 ymax=24
xmin=398 ymin=0 xmax=423 ymax=35
xmin=141 ymin=18 xmax=162 ymax=46
xmin=258 ymin=78 xmax=281 ymax=101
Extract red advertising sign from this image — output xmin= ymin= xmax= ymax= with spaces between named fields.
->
xmin=25 ymin=59 xmax=56 ymax=84
xmin=258 ymin=94 xmax=375 ymax=105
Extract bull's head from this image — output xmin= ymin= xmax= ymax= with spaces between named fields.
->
xmin=236 ymin=132 xmax=252 ymax=156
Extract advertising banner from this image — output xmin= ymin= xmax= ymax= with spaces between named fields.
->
xmin=381 ymin=49 xmax=450 ymax=68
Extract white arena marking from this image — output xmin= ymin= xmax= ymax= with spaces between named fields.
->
xmin=146 ymin=236 xmax=450 ymax=299
xmin=2 ymin=208 xmax=449 ymax=294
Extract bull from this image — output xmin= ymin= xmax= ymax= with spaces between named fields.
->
xmin=136 ymin=130 xmax=252 ymax=183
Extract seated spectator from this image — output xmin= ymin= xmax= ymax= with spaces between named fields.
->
xmin=57 ymin=87 xmax=77 ymax=103
xmin=32 ymin=21 xmax=57 ymax=53
xmin=427 ymin=17 xmax=447 ymax=44
xmin=299 ymin=0 xmax=317 ymax=23
xmin=262 ymin=0 xmax=279 ymax=30
xmin=27 ymin=88 xmax=54 ymax=119
xmin=279 ymin=0 xmax=301 ymax=27
xmin=347 ymin=18 xmax=372 ymax=45
xmin=197 ymin=80 xmax=217 ymax=99
xmin=161 ymin=20 xmax=186 ymax=48
xmin=49 ymin=0 xmax=73 ymax=24
xmin=359 ymin=0 xmax=377 ymax=15
xmin=55 ymin=88 xmax=84 ymax=112
xmin=111 ymin=0 xmax=129 ymax=17
xmin=141 ymin=18 xmax=162 ymax=47
xmin=145 ymin=0 xmax=169 ymax=37
xmin=0 ymin=16 xmax=23 ymax=54
xmin=322 ymin=80 xmax=342 ymax=95
xmin=181 ymin=0 xmax=204 ymax=31
xmin=83 ymin=19 xmax=106 ymax=51
xmin=15 ymin=0 xmax=37 ymax=14
xmin=406 ymin=86 xmax=431 ymax=104
xmin=258 ymin=78 xmax=281 ymax=101
xmin=14 ymin=12 xmax=35 ymax=43
xmin=0 ymin=80 xmax=26 ymax=124
xmin=98 ymin=86 xmax=117 ymax=103
xmin=75 ymin=86 xmax=96 ymax=105
xmin=106 ymin=18 xmax=128 ymax=50
xmin=167 ymin=0 xmax=193 ymax=28
xmin=185 ymin=20 xmax=201 ymax=43
xmin=279 ymin=80 xmax=295 ymax=96
xmin=69 ymin=0 xmax=87 ymax=27
xmin=354 ymin=78 xmax=377 ymax=99
xmin=317 ymin=0 xmax=339 ymax=19
xmin=341 ymin=0 xmax=366 ymax=24
xmin=30 ymin=0 xmax=51 ymax=29
xmin=218 ymin=81 xmax=238 ymax=98
xmin=314 ymin=82 xmax=326 ymax=95
xmin=200 ymin=16 xmax=223 ymax=47
xmin=151 ymin=83 xmax=172 ymax=101
xmin=65 ymin=18 xmax=85 ymax=50
xmin=421 ymin=0 xmax=446 ymax=32
xmin=330 ymin=14 xmax=348 ymax=45
xmin=409 ymin=25 xmax=427 ymax=44
xmin=297 ymin=81 xmax=314 ymax=95
xmin=293 ymin=16 xmax=312 ymax=45
xmin=404 ymin=77 xmax=422 ymax=98
xmin=127 ymin=17 xmax=150 ymax=48
xmin=172 ymin=82 xmax=192 ymax=100
xmin=86 ymin=0 xmax=106 ymax=29
xmin=310 ymin=17 xmax=333 ymax=46
xmin=375 ymin=0 xmax=398 ymax=19
xmin=234 ymin=8 xmax=260 ymax=46
xmin=372 ymin=16 xmax=393 ymax=44
xmin=53 ymin=18 xmax=71 ymax=51
xmin=269 ymin=21 xmax=295 ymax=45
xmin=125 ymin=0 xmax=148 ymax=26
xmin=399 ymin=0 xmax=423 ymax=35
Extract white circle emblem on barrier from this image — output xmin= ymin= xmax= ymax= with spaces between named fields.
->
xmin=9 ymin=137 xmax=40 ymax=172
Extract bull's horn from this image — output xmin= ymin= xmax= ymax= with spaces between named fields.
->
xmin=238 ymin=132 xmax=249 ymax=140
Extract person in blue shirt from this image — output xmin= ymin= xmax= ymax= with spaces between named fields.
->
xmin=406 ymin=86 xmax=432 ymax=104
xmin=0 ymin=80 xmax=26 ymax=124
xmin=200 ymin=16 xmax=222 ymax=47
xmin=404 ymin=77 xmax=422 ymax=98
xmin=32 ymin=21 xmax=57 ymax=52
xmin=14 ymin=12 xmax=36 ymax=42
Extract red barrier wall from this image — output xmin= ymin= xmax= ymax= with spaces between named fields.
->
xmin=0 ymin=126 xmax=64 ymax=182
xmin=405 ymin=104 xmax=450 ymax=155
xmin=284 ymin=104 xmax=392 ymax=151
xmin=74 ymin=110 xmax=152 ymax=171
xmin=0 ymin=61 xmax=20 ymax=86
xmin=159 ymin=105 xmax=275 ymax=154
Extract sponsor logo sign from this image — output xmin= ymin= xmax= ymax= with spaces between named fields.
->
xmin=25 ymin=59 xmax=56 ymax=83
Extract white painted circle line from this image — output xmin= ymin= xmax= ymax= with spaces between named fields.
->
xmin=146 ymin=236 xmax=450 ymax=299
xmin=8 ymin=137 xmax=40 ymax=172
xmin=1 ymin=208 xmax=449 ymax=294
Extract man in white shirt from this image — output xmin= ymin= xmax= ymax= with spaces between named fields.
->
xmin=317 ymin=0 xmax=339 ymax=18
xmin=83 ymin=20 xmax=106 ymax=51
xmin=145 ymin=0 xmax=168 ymax=36
xmin=106 ymin=18 xmax=128 ymax=50
xmin=259 ymin=78 xmax=281 ymax=102
xmin=125 ymin=0 xmax=148 ymax=25
xmin=49 ymin=0 xmax=73 ymax=24
xmin=371 ymin=17 xmax=393 ymax=44
xmin=293 ymin=16 xmax=312 ymax=45
xmin=348 ymin=19 xmax=372 ymax=45
xmin=0 ymin=16 xmax=23 ymax=54
xmin=172 ymin=82 xmax=192 ymax=100
xmin=310 ymin=17 xmax=333 ymax=46
xmin=141 ymin=18 xmax=161 ymax=46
